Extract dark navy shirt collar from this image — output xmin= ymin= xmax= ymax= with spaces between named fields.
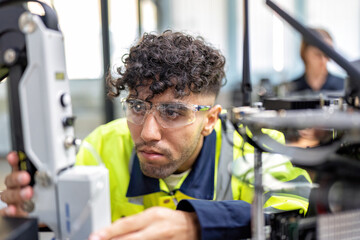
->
xmin=126 ymin=130 xmax=217 ymax=200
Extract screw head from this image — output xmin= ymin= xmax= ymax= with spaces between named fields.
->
xmin=22 ymin=200 xmax=35 ymax=213
xmin=19 ymin=12 xmax=37 ymax=34
xmin=35 ymin=171 xmax=52 ymax=187
xmin=3 ymin=49 xmax=17 ymax=65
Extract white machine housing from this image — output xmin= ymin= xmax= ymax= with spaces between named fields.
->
xmin=18 ymin=11 xmax=111 ymax=239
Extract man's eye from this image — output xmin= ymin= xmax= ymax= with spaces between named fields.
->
xmin=129 ymin=102 xmax=146 ymax=113
xmin=164 ymin=109 xmax=181 ymax=118
xmin=161 ymin=105 xmax=188 ymax=119
xmin=133 ymin=104 xmax=141 ymax=111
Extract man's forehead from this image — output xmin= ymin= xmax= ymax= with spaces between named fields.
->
xmin=128 ymin=88 xmax=216 ymax=106
xmin=128 ymin=87 xmax=187 ymax=102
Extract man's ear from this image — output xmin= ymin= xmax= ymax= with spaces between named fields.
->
xmin=202 ymin=104 xmax=222 ymax=136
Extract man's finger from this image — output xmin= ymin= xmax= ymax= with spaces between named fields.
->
xmin=89 ymin=215 xmax=143 ymax=240
xmin=89 ymin=208 xmax=163 ymax=240
xmin=0 ymin=205 xmax=16 ymax=216
xmin=89 ymin=207 xmax=170 ymax=240
xmin=0 ymin=186 xmax=33 ymax=205
xmin=111 ymin=227 xmax=161 ymax=240
xmin=0 ymin=205 xmax=29 ymax=217
xmin=5 ymin=171 xmax=31 ymax=188
xmin=7 ymin=151 xmax=19 ymax=171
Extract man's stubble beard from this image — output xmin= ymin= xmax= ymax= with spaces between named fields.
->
xmin=136 ymin=132 xmax=202 ymax=179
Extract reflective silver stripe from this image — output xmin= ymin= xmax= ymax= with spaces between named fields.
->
xmin=128 ymin=196 xmax=144 ymax=205
xmin=264 ymin=206 xmax=289 ymax=214
xmin=81 ymin=140 xmax=104 ymax=166
xmin=263 ymin=175 xmax=312 ymax=203
xmin=215 ymin=120 xmax=234 ymax=200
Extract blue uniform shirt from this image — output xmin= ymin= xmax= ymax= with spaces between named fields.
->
xmin=290 ymin=72 xmax=344 ymax=93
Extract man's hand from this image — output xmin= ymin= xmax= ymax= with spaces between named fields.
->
xmin=88 ymin=207 xmax=200 ymax=240
xmin=0 ymin=151 xmax=33 ymax=217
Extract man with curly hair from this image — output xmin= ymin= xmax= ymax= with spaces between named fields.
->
xmin=1 ymin=31 xmax=311 ymax=240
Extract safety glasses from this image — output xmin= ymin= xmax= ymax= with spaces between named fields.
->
xmin=121 ymin=98 xmax=211 ymax=128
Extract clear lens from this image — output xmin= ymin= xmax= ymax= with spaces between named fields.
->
xmin=123 ymin=99 xmax=207 ymax=128
xmin=156 ymin=103 xmax=195 ymax=128
xmin=125 ymin=99 xmax=148 ymax=125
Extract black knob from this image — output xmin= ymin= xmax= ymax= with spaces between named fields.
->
xmin=62 ymin=116 xmax=76 ymax=127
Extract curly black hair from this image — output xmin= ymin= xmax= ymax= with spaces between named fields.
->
xmin=107 ymin=30 xmax=226 ymax=101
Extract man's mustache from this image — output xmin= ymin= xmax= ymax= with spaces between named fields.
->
xmin=135 ymin=141 xmax=171 ymax=157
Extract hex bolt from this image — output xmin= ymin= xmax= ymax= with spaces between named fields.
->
xmin=35 ymin=171 xmax=52 ymax=187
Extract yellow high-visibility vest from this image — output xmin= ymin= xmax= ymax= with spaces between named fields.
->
xmin=76 ymin=118 xmax=311 ymax=222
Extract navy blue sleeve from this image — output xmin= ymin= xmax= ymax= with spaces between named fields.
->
xmin=177 ymin=200 xmax=251 ymax=240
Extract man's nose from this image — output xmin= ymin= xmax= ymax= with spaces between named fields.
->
xmin=140 ymin=112 xmax=162 ymax=142
xmin=321 ymin=55 xmax=329 ymax=62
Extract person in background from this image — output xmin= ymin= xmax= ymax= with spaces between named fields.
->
xmin=288 ymin=28 xmax=344 ymax=94
xmin=0 ymin=30 xmax=312 ymax=240
xmin=283 ymin=28 xmax=344 ymax=150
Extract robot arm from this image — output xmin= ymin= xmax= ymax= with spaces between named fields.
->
xmin=0 ymin=1 xmax=111 ymax=239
